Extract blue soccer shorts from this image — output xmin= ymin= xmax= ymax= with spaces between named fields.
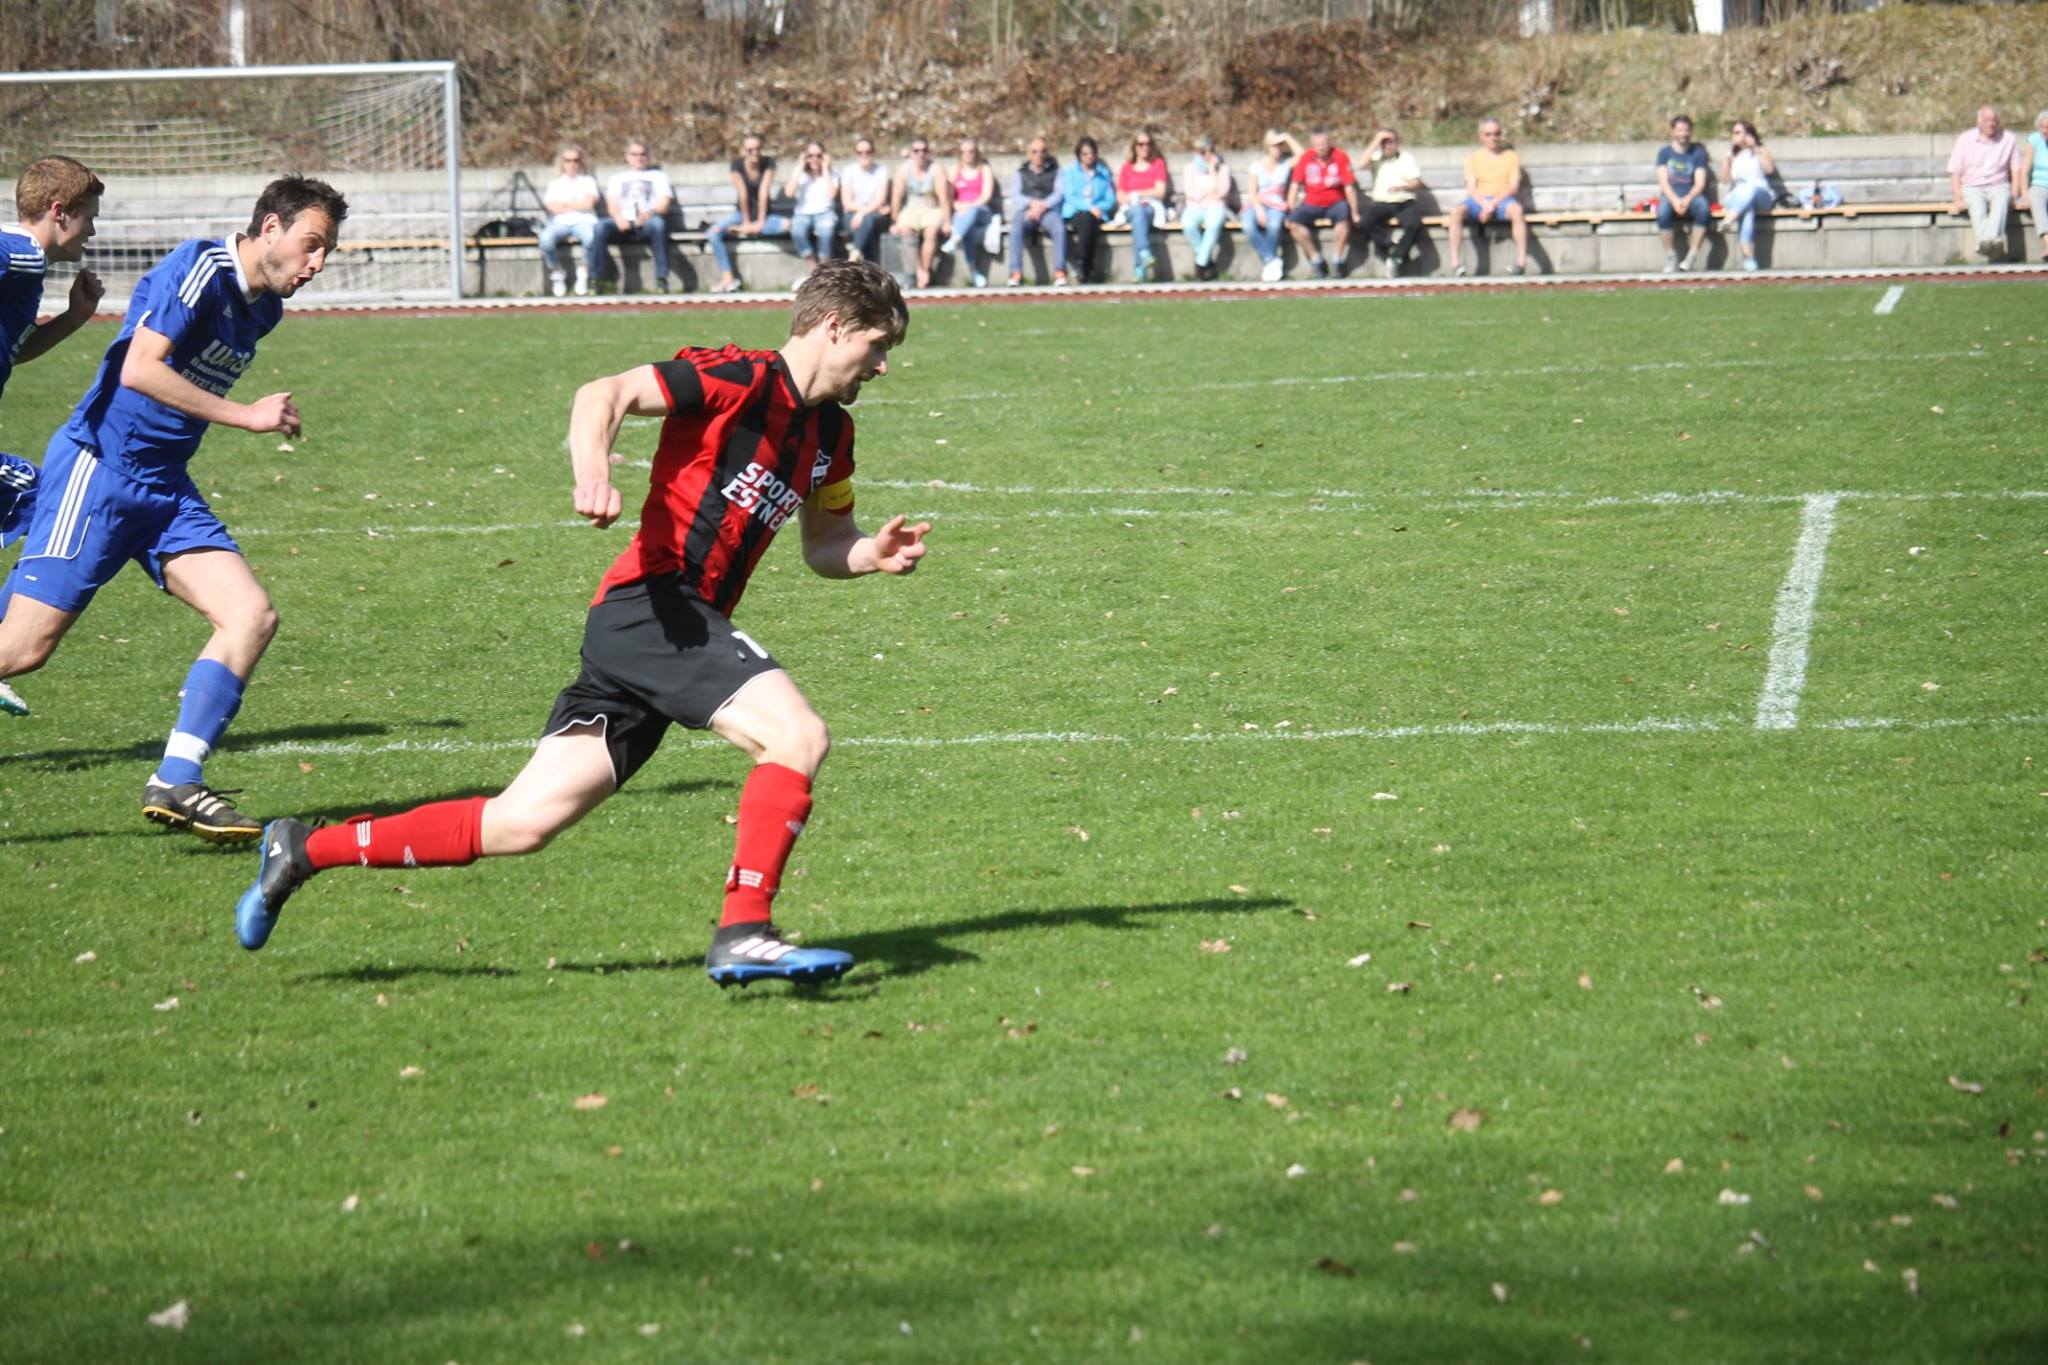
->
xmin=1 ymin=439 xmax=240 ymax=614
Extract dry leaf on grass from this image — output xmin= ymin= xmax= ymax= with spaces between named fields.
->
xmin=1386 ymin=981 xmax=1412 ymax=994
xmin=1901 ymin=1267 xmax=1921 ymax=1298
xmin=1930 ymin=1193 xmax=1960 ymax=1210
xmin=146 ymin=1300 xmax=191 ymax=1330
xmin=73 ymin=951 xmax=96 ymax=964
xmin=1347 ymin=952 xmax=1373 ymax=968
xmin=1491 ymin=1282 xmax=1510 ymax=1304
xmin=1448 ymin=1107 xmax=1486 ymax=1133
xmin=1220 ymin=1087 xmax=1243 ymax=1101
xmin=1285 ymin=1163 xmax=1309 ymax=1179
xmin=1222 ymin=1047 xmax=1248 ymax=1066
xmin=1691 ymin=986 xmax=1723 ymax=1009
xmin=1199 ymin=938 xmax=1231 ymax=954
xmin=1717 ymin=1189 xmax=1752 ymax=1206
xmin=1664 ymin=1158 xmax=1686 ymax=1174
xmin=1537 ymin=1189 xmax=1565 ymax=1206
xmin=573 ymin=1092 xmax=609 ymax=1111
xmin=1392 ymin=1240 xmax=1418 ymax=1254
xmin=1577 ymin=972 xmax=1593 ymax=990
xmin=1804 ymin=1185 xmax=1824 ymax=1201
xmin=1227 ymin=883 xmax=1250 ymax=895
xmin=1947 ymin=1075 xmax=1985 ymax=1095
xmin=398 ymin=1065 xmax=424 ymax=1079
xmin=341 ymin=1193 xmax=360 ymax=1213
xmin=1263 ymin=1092 xmax=1291 ymax=1110
xmin=154 ymin=996 xmax=180 ymax=1012
xmin=1070 ymin=1165 xmax=1097 ymax=1178
xmin=1313 ymin=1256 xmax=1355 ymax=1277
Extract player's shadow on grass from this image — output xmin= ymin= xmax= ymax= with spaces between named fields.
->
xmin=552 ymin=894 xmax=1291 ymax=990
xmin=303 ymin=962 xmax=521 ymax=984
xmin=0 ymin=718 xmax=463 ymax=773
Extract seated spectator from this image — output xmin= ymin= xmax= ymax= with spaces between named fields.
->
xmin=1446 ymin=117 xmax=1529 ymax=277
xmin=708 ymin=134 xmax=787 ymax=294
xmin=1359 ymin=127 xmax=1425 ymax=278
xmin=1719 ymin=120 xmax=1777 ymax=273
xmin=785 ymin=141 xmax=839 ymax=282
xmin=1118 ymin=129 xmax=1170 ymax=283
xmin=943 ymin=138 xmax=995 ymax=288
xmin=1657 ymin=115 xmax=1712 ymax=272
xmin=539 ymin=144 xmax=600 ymax=296
xmin=1244 ymin=130 xmax=1298 ymax=283
xmin=2027 ymin=111 xmax=2048 ymax=261
xmin=1005 ymin=136 xmax=1066 ymax=287
xmin=588 ymin=137 xmax=676 ymax=294
xmin=840 ymin=136 xmax=892 ymax=264
xmin=890 ymin=138 xmax=949 ymax=290
xmin=1061 ymin=136 xmax=1116 ymax=285
xmin=1180 ymin=136 xmax=1232 ymax=281
xmin=1286 ymin=127 xmax=1358 ymax=279
xmin=1949 ymin=106 xmax=2023 ymax=260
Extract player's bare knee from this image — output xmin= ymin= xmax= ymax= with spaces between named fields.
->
xmin=480 ymin=798 xmax=564 ymax=855
xmin=770 ymin=716 xmax=830 ymax=776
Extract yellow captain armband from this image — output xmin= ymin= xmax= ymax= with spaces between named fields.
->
xmin=815 ymin=477 xmax=855 ymax=513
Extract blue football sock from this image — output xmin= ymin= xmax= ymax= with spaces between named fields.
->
xmin=156 ymin=658 xmax=245 ymax=787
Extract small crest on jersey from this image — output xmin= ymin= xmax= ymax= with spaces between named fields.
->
xmin=811 ymin=447 xmax=832 ymax=485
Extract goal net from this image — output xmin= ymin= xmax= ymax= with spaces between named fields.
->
xmin=0 ymin=62 xmax=463 ymax=305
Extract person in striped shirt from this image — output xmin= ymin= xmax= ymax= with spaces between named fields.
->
xmin=0 ymin=176 xmax=345 ymax=841
xmin=1 ymin=155 xmax=105 ymax=721
xmin=234 ymin=259 xmax=931 ymax=991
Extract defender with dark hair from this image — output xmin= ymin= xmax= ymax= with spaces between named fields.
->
xmin=0 ymin=176 xmax=344 ymax=837
xmin=1 ymin=155 xmax=107 ymax=717
xmin=235 ymin=258 xmax=933 ymax=989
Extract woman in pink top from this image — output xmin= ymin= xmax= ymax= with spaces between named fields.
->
xmin=1118 ymin=129 xmax=1170 ymax=283
xmin=1179 ymin=134 xmax=1233 ymax=281
xmin=944 ymin=138 xmax=996 ymax=288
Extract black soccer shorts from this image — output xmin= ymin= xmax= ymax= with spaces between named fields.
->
xmin=541 ymin=575 xmax=783 ymax=785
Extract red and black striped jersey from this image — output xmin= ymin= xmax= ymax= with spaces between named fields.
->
xmin=592 ymin=344 xmax=856 ymax=615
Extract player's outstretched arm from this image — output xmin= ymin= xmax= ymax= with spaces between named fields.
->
xmin=800 ymin=503 xmax=930 ymax=579
xmin=13 ymin=269 xmax=105 ymax=366
xmin=119 ymin=324 xmax=299 ymax=434
xmin=568 ymin=364 xmax=672 ymax=528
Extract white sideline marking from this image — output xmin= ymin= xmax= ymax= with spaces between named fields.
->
xmin=229 ymin=486 xmax=2048 ymax=540
xmin=859 ymin=347 xmax=1998 ymax=407
xmin=1874 ymin=285 xmax=1905 ymax=315
xmin=1755 ymin=493 xmax=1842 ymax=731
xmin=219 ymin=711 xmax=2048 ymax=763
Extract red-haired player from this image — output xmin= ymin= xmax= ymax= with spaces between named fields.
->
xmin=234 ymin=258 xmax=928 ymax=986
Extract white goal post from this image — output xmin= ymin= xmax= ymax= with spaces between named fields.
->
xmin=0 ymin=61 xmax=463 ymax=304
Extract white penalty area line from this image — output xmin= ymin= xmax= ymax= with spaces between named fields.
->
xmin=1874 ymin=285 xmax=1906 ymax=315
xmin=226 ymin=711 xmax=2048 ymax=763
xmin=1755 ymin=493 xmax=1841 ymax=732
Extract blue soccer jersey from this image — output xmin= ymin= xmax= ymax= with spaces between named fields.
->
xmin=0 ymin=225 xmax=50 ymax=403
xmin=60 ymin=237 xmax=281 ymax=481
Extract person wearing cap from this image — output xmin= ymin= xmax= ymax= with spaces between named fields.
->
xmin=1179 ymin=136 xmax=1232 ymax=281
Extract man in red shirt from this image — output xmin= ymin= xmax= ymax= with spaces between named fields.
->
xmin=234 ymin=259 xmax=930 ymax=987
xmin=1286 ymin=128 xmax=1361 ymax=279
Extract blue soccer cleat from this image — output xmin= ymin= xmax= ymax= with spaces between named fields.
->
xmin=705 ymin=922 xmax=853 ymax=988
xmin=235 ymin=817 xmax=314 ymax=950
xmin=0 ymin=680 xmax=26 ymax=717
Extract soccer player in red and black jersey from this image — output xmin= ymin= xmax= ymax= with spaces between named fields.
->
xmin=234 ymin=258 xmax=928 ymax=986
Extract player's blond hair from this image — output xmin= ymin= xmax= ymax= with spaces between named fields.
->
xmin=790 ymin=258 xmax=908 ymax=346
xmin=16 ymin=156 xmax=104 ymax=223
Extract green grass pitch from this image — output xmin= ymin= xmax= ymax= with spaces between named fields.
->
xmin=2 ymin=281 xmax=2044 ymax=1362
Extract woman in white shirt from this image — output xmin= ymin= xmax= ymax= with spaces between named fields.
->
xmin=539 ymin=144 xmax=600 ymax=296
xmin=839 ymin=137 xmax=893 ymax=264
xmin=1179 ymin=135 xmax=1233 ymax=281
xmin=1719 ymin=120 xmax=1777 ymax=273
xmin=1245 ymin=131 xmax=1298 ymax=283
xmin=783 ymin=141 xmax=840 ymax=278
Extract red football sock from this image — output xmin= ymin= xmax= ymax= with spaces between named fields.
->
xmin=305 ymin=796 xmax=487 ymax=871
xmin=720 ymin=762 xmax=814 ymax=928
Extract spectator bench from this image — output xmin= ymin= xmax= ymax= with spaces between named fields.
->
xmin=437 ymin=196 xmax=2036 ymax=293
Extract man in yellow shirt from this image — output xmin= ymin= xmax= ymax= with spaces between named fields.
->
xmin=1446 ymin=117 xmax=1530 ymax=277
